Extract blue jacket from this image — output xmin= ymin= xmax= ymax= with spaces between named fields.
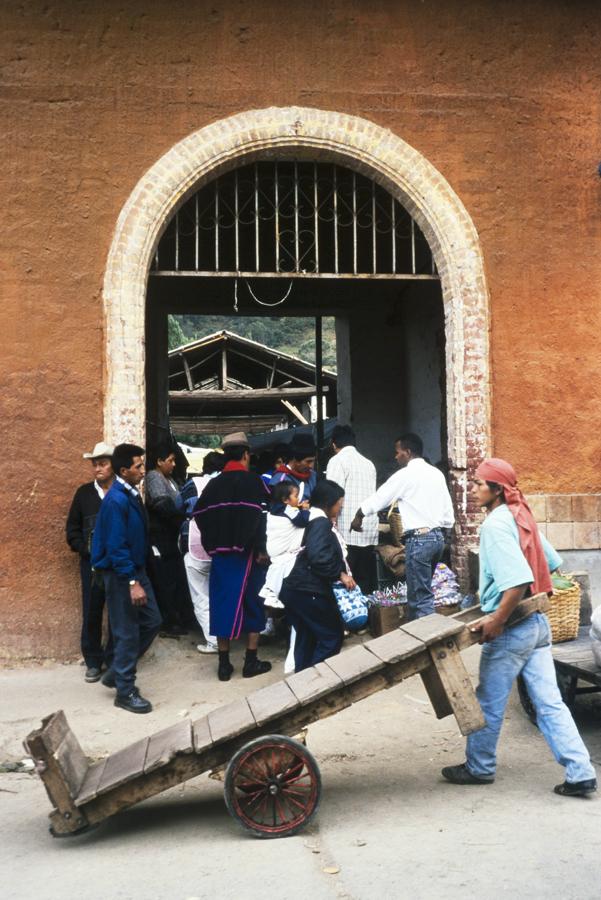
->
xmin=91 ymin=480 xmax=148 ymax=579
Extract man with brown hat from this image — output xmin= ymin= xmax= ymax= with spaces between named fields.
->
xmin=193 ymin=432 xmax=272 ymax=681
xmin=66 ymin=441 xmax=115 ymax=683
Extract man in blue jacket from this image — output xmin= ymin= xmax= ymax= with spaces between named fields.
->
xmin=91 ymin=443 xmax=161 ymax=713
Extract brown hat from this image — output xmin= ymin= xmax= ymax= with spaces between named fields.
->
xmin=221 ymin=431 xmax=250 ymax=449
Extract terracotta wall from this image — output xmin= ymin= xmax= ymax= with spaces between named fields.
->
xmin=2 ymin=0 xmax=601 ymax=657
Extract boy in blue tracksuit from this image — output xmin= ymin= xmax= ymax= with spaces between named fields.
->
xmin=91 ymin=443 xmax=161 ymax=713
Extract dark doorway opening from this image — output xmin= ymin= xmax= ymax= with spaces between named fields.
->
xmin=145 ymin=160 xmax=446 ymax=483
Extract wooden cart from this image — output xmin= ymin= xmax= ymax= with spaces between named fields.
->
xmin=25 ymin=597 xmax=546 ymax=840
xmin=518 ymin=625 xmax=601 ymax=723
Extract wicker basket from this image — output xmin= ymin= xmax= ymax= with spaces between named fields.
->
xmin=387 ymin=502 xmax=404 ymax=547
xmin=547 ymin=576 xmax=581 ymax=644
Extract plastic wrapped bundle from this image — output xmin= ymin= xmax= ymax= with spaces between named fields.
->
xmin=432 ymin=563 xmax=462 ymax=607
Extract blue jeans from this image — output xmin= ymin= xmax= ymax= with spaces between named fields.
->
xmin=102 ymin=568 xmax=162 ymax=695
xmin=404 ymin=530 xmax=445 ymax=619
xmin=467 ymin=612 xmax=596 ymax=783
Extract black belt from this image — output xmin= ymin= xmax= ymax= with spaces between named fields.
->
xmin=403 ymin=527 xmax=443 ymax=540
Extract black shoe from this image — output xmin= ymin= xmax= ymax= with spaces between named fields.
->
xmin=242 ymin=658 xmax=272 ymax=679
xmin=160 ymin=624 xmax=188 ymax=638
xmin=554 ymin=778 xmax=597 ymax=797
xmin=114 ymin=688 xmax=152 ymax=714
xmin=84 ymin=666 xmax=102 ymax=683
xmin=441 ymin=763 xmax=494 ymax=785
xmin=101 ymin=668 xmax=116 ymax=688
xmin=218 ymin=660 xmax=234 ymax=682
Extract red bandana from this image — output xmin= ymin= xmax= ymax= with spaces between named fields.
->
xmin=275 ymin=464 xmax=311 ymax=482
xmin=476 ymin=458 xmax=553 ymax=595
xmin=223 ymin=461 xmax=248 ymax=473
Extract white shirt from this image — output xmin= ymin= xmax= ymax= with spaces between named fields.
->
xmin=360 ymin=457 xmax=454 ymax=532
xmin=116 ymin=474 xmax=140 ymax=497
xmin=326 ymin=445 xmax=379 ymax=547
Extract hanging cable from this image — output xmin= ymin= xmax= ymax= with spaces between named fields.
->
xmin=234 ymin=278 xmax=293 ymax=312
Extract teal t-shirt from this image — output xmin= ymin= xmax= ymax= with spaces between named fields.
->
xmin=479 ymin=504 xmax=562 ymax=613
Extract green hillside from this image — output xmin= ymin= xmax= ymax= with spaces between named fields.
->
xmin=169 ymin=315 xmax=337 ymax=370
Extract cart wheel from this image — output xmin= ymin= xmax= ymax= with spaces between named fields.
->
xmin=517 ymin=667 xmax=575 ymax=727
xmin=224 ymin=734 xmax=321 ymax=838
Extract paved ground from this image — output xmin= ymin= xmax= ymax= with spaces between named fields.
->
xmin=2 ymin=631 xmax=600 ymax=900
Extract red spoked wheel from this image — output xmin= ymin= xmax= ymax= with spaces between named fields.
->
xmin=224 ymin=735 xmax=321 ymax=838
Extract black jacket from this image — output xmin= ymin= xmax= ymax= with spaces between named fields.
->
xmin=66 ymin=482 xmax=103 ymax=558
xmin=283 ymin=515 xmax=344 ymax=597
xmin=194 ymin=469 xmax=268 ymax=555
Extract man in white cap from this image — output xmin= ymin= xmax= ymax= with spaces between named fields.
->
xmin=66 ymin=441 xmax=115 ymax=683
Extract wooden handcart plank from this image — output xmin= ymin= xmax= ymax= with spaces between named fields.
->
xmin=192 ymin=716 xmax=213 ymax=753
xmin=286 ymin=662 xmax=344 ymax=704
xmin=364 ymin=629 xmax=425 ymax=664
xmin=144 ymin=719 xmax=193 ymax=774
xmin=246 ymin=680 xmax=300 ymax=726
xmin=53 ymin=730 xmax=89 ymax=796
xmin=32 ymin=710 xmax=71 ymax=753
xmin=401 ymin=614 xmax=464 ymax=646
xmin=95 ymin=737 xmax=149 ymax=797
xmin=208 ymin=698 xmax=256 ymax=745
xmin=425 ymin=641 xmax=485 ymax=735
xmin=75 ymin=758 xmax=107 ymax=806
xmin=322 ymin=644 xmax=384 ymax=685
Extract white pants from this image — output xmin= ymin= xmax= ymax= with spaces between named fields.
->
xmin=184 ymin=553 xmax=216 ymax=644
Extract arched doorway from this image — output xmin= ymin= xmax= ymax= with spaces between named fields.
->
xmin=103 ymin=107 xmax=490 ymax=577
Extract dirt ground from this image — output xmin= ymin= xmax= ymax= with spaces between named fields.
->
xmin=1 ymin=631 xmax=600 ymax=900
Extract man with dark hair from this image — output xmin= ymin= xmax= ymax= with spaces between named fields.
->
xmin=194 ymin=432 xmax=272 ymax=682
xmin=66 ymin=441 xmax=115 ymax=683
xmin=351 ymin=432 xmax=454 ymax=619
xmin=442 ymin=458 xmax=596 ymax=796
xmin=326 ymin=425 xmax=378 ymax=593
xmin=91 ymin=442 xmax=161 ymax=713
xmin=269 ymin=432 xmax=317 ymax=502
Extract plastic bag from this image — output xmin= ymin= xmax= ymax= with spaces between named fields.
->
xmin=332 ymin=581 xmax=369 ymax=630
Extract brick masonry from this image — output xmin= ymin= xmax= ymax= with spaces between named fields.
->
xmin=103 ymin=107 xmax=492 ymax=586
xmin=526 ymin=495 xmax=601 ymax=551
xmin=4 ymin=2 xmax=600 ymax=658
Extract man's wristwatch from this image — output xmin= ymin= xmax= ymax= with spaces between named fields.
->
xmin=129 ymin=579 xmax=138 ymax=587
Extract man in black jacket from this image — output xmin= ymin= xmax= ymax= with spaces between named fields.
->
xmin=66 ymin=441 xmax=115 ymax=682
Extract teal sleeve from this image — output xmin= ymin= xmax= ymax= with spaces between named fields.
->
xmin=540 ymin=533 xmax=562 ymax=572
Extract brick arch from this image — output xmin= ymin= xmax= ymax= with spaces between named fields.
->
xmin=103 ymin=107 xmax=490 ymax=565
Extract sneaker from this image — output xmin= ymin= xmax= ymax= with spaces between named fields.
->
xmin=114 ymin=688 xmax=152 ymax=714
xmin=261 ymin=617 xmax=276 ymax=638
xmin=218 ymin=660 xmax=234 ymax=682
xmin=242 ymin=658 xmax=272 ymax=678
xmin=554 ymin=778 xmax=597 ymax=798
xmin=84 ymin=666 xmax=102 ymax=683
xmin=441 ymin=763 xmax=494 ymax=785
xmin=101 ymin=668 xmax=116 ymax=689
xmin=197 ymin=642 xmax=219 ymax=654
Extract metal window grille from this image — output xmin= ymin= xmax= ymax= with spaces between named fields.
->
xmin=152 ymin=161 xmax=437 ymax=279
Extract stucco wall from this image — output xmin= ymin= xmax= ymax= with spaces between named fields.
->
xmin=2 ymin=0 xmax=601 ymax=657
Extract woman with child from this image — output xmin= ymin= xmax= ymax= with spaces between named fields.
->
xmin=280 ymin=479 xmax=356 ymax=672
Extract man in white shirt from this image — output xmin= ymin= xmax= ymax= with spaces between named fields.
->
xmin=351 ymin=433 xmax=454 ymax=619
xmin=326 ymin=425 xmax=379 ymax=593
